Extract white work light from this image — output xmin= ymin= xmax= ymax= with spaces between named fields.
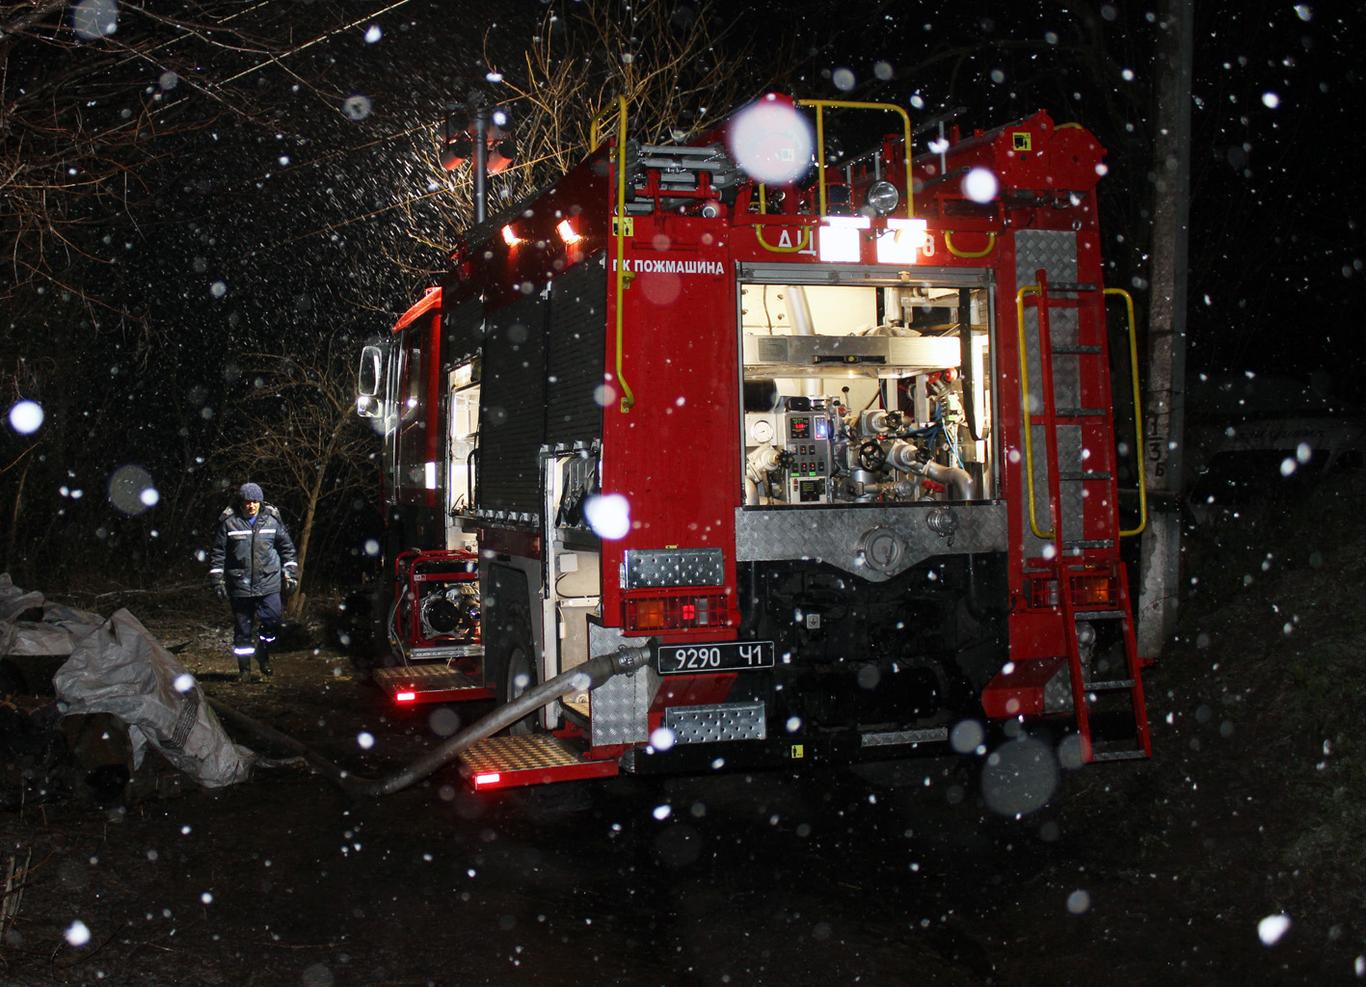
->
xmin=866 ymin=180 xmax=900 ymax=216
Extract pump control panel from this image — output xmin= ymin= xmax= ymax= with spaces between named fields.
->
xmin=785 ymin=413 xmax=832 ymax=502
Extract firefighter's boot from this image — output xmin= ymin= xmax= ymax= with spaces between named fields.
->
xmin=258 ymin=629 xmax=277 ymax=678
xmin=237 ymin=663 xmax=251 ymax=684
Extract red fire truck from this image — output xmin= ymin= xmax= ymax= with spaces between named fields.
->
xmin=355 ymin=94 xmax=1151 ymax=790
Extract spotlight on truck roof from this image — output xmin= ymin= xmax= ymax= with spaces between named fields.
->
xmin=866 ymin=180 xmax=900 ymax=216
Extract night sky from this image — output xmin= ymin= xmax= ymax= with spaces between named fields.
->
xmin=2 ymin=0 xmax=1362 ymax=585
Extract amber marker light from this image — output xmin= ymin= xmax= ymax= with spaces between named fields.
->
xmin=557 ymin=218 xmax=582 ymax=245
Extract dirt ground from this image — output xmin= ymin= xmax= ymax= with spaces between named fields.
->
xmin=1 ymin=479 xmax=1363 ymax=985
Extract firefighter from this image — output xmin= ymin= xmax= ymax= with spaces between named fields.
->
xmin=208 ymin=482 xmax=298 ymax=682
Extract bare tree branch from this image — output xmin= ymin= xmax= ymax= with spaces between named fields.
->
xmin=213 ymin=340 xmax=376 ymax=616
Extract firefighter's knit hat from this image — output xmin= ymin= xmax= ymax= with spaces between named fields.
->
xmin=239 ymin=482 xmax=264 ymax=502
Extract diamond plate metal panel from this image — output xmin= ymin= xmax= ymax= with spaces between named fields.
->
xmin=664 ymin=702 xmax=767 ymax=743
xmin=1044 ymin=663 xmax=1073 ymax=714
xmin=373 ymin=665 xmax=478 ymax=687
xmin=623 ymin=548 xmax=724 ymax=589
xmin=1059 ymin=424 xmax=1083 ymax=540
xmin=588 ymin=621 xmax=659 ymax=747
xmin=734 ymin=503 xmax=1007 ymax=581
xmin=860 ymin=726 xmax=949 ymax=748
xmin=1015 ymin=230 xmax=1079 ymax=558
xmin=459 ymin=735 xmax=586 ymax=773
xmin=1015 ymin=230 xmax=1078 ymax=286
xmin=1052 ymin=340 xmax=1080 ymax=408
xmin=409 ymin=644 xmax=484 ymax=661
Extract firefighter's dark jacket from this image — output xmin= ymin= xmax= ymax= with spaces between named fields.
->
xmin=209 ymin=504 xmax=297 ymax=599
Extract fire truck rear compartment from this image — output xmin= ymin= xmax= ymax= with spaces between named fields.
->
xmin=739 ymin=277 xmax=992 ymax=510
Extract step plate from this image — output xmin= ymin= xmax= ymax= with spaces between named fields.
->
xmin=981 ymin=657 xmax=1067 ymax=717
xmin=459 ymin=735 xmax=619 ymax=790
xmin=373 ymin=664 xmax=494 ymax=705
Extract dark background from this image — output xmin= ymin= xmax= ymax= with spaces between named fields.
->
xmin=2 ymin=0 xmax=1361 ymax=592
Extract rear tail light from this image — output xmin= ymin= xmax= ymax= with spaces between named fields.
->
xmin=395 ymin=691 xmax=417 ymax=703
xmin=1071 ymin=573 xmax=1115 ymax=606
xmin=1026 ymin=576 xmax=1060 ymax=608
xmin=632 ymin=598 xmax=667 ymax=630
xmin=1026 ymin=573 xmax=1116 ymax=608
xmin=624 ymin=589 xmax=730 ymax=632
xmin=473 ymin=772 xmax=502 ymax=788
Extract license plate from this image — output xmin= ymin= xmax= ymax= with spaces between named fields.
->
xmin=656 ymin=641 xmax=775 ymax=675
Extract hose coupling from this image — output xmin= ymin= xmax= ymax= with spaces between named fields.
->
xmin=611 ymin=644 xmax=652 ymax=674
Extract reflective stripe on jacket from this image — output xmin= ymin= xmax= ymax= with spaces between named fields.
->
xmin=208 ymin=504 xmax=298 ymax=598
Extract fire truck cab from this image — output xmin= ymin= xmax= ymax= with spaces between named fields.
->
xmin=357 ymin=95 xmax=1151 ymax=789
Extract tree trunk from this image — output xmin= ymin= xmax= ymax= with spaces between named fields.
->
xmin=5 ymin=456 xmax=32 ymax=576
xmin=288 ymin=474 xmax=323 ymax=620
xmin=285 ymin=414 xmax=347 ymax=619
xmin=1137 ymin=0 xmax=1194 ymax=657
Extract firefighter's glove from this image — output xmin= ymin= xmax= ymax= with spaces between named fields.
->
xmin=283 ymin=574 xmax=299 ymax=596
xmin=211 ymin=579 xmax=228 ymax=602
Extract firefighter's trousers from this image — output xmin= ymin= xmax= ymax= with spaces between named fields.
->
xmin=229 ymin=593 xmax=283 ymax=672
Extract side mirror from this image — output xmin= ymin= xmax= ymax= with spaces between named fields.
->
xmin=356 ymin=345 xmax=384 ymax=419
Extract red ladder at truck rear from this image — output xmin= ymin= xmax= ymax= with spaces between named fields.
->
xmin=990 ymin=269 xmax=1151 ymax=762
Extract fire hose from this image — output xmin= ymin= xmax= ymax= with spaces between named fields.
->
xmin=208 ymin=644 xmax=651 ymax=798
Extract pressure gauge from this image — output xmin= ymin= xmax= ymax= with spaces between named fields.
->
xmin=750 ymin=419 xmax=774 ymax=444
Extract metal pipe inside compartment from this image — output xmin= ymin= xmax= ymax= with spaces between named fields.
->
xmin=913 ymin=460 xmax=976 ymax=500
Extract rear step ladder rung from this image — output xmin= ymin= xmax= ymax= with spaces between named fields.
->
xmin=1091 ymin=748 xmax=1148 ymax=763
xmin=1085 ymin=679 xmax=1136 ymax=692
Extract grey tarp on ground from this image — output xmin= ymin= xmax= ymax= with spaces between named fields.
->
xmin=53 ymin=608 xmax=255 ymax=788
xmin=0 ymin=572 xmax=104 ymax=657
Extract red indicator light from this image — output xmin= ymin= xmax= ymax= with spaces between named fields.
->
xmin=474 ymin=772 xmax=501 ymax=788
xmin=624 ymin=589 xmax=729 ymax=631
xmin=395 ymin=691 xmax=417 ymax=703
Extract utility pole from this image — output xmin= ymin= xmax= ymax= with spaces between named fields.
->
xmin=1137 ymin=0 xmax=1194 ymax=656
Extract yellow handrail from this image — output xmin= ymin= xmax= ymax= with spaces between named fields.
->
xmin=589 ymin=99 xmax=620 ymax=149
xmin=1015 ymin=285 xmax=1053 ymax=540
xmin=753 ymin=224 xmax=812 ymax=253
xmin=1106 ymin=287 xmax=1147 ymax=536
xmin=795 ymin=99 xmax=914 ymax=220
xmin=944 ymin=230 xmax=997 ymax=259
xmin=593 ymin=96 xmax=636 ymax=413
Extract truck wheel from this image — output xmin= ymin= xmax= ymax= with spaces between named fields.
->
xmin=496 ymin=631 xmax=539 ymax=735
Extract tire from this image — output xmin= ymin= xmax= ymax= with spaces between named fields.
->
xmin=497 ymin=637 xmax=539 ymax=735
